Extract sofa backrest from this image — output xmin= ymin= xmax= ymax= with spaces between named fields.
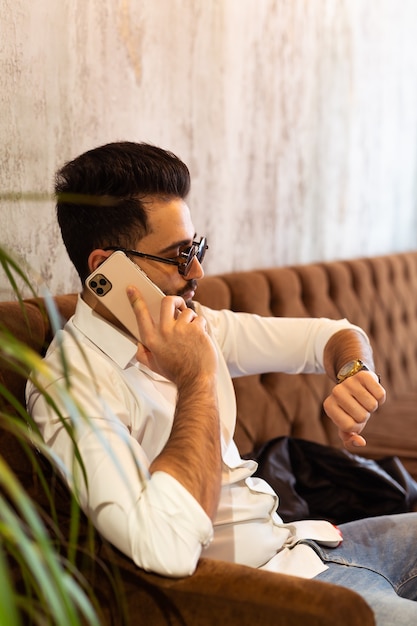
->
xmin=1 ymin=251 xmax=417 ymax=459
xmin=195 ymin=252 xmax=417 ymax=454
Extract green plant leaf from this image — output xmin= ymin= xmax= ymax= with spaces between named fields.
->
xmin=0 ymin=544 xmax=22 ymax=626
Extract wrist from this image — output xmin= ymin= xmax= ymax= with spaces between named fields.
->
xmin=176 ymin=371 xmax=217 ymax=394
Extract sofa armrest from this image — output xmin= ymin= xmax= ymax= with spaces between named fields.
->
xmin=95 ymin=547 xmax=375 ymax=626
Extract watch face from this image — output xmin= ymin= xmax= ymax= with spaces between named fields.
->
xmin=337 ymin=360 xmax=367 ymax=382
xmin=339 ymin=360 xmax=360 ymax=377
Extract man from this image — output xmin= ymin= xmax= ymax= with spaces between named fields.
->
xmin=27 ymin=142 xmax=417 ymax=624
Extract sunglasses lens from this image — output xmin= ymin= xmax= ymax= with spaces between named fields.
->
xmin=178 ymin=238 xmax=208 ymax=276
xmin=196 ymin=238 xmax=207 ymax=263
xmin=179 ymin=249 xmax=196 ymax=276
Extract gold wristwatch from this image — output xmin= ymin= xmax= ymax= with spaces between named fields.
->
xmin=336 ymin=359 xmax=369 ymax=384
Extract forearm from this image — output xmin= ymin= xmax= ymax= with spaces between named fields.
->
xmin=149 ymin=373 xmax=222 ymax=520
xmin=323 ymin=329 xmax=375 ymax=381
xmin=322 ymin=328 xmax=386 ymax=448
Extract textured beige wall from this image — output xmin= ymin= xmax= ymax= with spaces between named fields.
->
xmin=1 ymin=0 xmax=417 ymax=298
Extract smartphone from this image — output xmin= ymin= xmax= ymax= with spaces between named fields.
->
xmin=85 ymin=251 xmax=164 ymax=342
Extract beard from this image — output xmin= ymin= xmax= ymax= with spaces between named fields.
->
xmin=177 ymin=279 xmax=198 ymax=311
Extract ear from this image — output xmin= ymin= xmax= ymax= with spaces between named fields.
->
xmin=87 ymin=249 xmax=113 ymax=273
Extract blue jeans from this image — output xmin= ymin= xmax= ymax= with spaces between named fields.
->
xmin=310 ymin=513 xmax=417 ymax=626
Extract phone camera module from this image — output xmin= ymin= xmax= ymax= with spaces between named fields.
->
xmin=89 ymin=274 xmax=112 ymax=297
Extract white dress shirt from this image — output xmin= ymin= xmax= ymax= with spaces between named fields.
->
xmin=26 ymin=296 xmax=366 ymax=578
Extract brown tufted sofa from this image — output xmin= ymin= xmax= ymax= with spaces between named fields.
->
xmin=2 ymin=250 xmax=417 ymax=625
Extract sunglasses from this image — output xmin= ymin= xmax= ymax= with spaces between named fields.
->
xmin=104 ymin=236 xmax=208 ymax=277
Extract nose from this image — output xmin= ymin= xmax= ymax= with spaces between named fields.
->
xmin=186 ymin=256 xmax=204 ymax=280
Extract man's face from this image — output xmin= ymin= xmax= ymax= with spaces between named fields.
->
xmin=132 ymin=196 xmax=204 ymax=305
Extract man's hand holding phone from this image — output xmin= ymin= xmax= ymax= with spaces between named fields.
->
xmin=127 ymin=285 xmax=218 ymax=386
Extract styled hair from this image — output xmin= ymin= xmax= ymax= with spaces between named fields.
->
xmin=55 ymin=141 xmax=191 ymax=282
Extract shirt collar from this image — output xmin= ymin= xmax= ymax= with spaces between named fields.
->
xmin=72 ymin=295 xmax=138 ymax=369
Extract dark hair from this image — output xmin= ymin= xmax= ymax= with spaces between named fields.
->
xmin=55 ymin=141 xmax=191 ymax=283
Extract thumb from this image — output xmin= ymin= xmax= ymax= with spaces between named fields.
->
xmin=341 ymin=431 xmax=367 ymax=448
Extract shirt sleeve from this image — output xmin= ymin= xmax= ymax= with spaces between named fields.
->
xmin=199 ymin=306 xmax=370 ymax=378
xmin=26 ymin=346 xmax=213 ymax=578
